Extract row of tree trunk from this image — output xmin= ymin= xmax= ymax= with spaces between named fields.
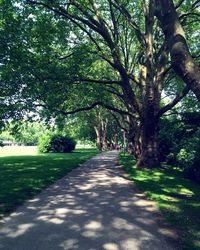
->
xmin=85 ymin=0 xmax=200 ymax=168
xmin=27 ymin=0 xmax=200 ymax=169
xmin=94 ymin=110 xmax=120 ymax=152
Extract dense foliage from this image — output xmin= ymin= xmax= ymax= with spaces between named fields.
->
xmin=38 ymin=134 xmax=76 ymax=153
xmin=0 ymin=0 xmax=199 ymax=170
xmin=0 ymin=122 xmax=48 ymax=145
xmin=159 ymin=111 xmax=200 ymax=184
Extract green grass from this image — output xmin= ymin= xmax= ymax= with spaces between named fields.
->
xmin=119 ymin=153 xmax=200 ymax=250
xmin=0 ymin=148 xmax=97 ymax=218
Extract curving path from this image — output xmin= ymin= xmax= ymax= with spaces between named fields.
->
xmin=0 ymin=151 xmax=175 ymax=250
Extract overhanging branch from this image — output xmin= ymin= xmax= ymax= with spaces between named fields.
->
xmin=159 ymin=85 xmax=190 ymax=116
xmin=175 ymin=0 xmax=185 ymax=9
xmin=76 ymin=78 xmax=122 ymax=85
xmin=37 ymin=101 xmax=133 ymax=117
xmin=111 ymin=112 xmax=128 ymax=131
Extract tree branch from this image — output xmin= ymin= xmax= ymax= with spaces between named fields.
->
xmin=175 ymin=0 xmax=185 ymax=9
xmin=159 ymin=85 xmax=190 ymax=116
xmin=128 ymin=74 xmax=140 ymax=86
xmin=111 ymin=112 xmax=128 ymax=132
xmin=180 ymin=12 xmax=200 ymax=21
xmin=76 ymin=78 xmax=121 ymax=85
xmin=192 ymin=0 xmax=200 ymax=8
xmin=58 ymin=52 xmax=74 ymax=60
xmin=37 ymin=101 xmax=133 ymax=117
xmin=111 ymin=0 xmax=145 ymax=46
xmin=105 ymin=88 xmax=125 ymax=102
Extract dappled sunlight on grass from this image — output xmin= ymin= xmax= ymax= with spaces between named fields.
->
xmin=0 ymin=148 xmax=97 ymax=217
xmin=119 ymin=153 xmax=200 ymax=250
xmin=0 ymin=151 xmax=178 ymax=249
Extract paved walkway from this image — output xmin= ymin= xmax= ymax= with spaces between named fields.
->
xmin=0 ymin=151 xmax=175 ymax=250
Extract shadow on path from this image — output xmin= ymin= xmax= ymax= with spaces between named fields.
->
xmin=0 ymin=151 xmax=175 ymax=250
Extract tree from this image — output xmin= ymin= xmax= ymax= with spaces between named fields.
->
xmin=0 ymin=121 xmax=48 ymax=145
xmin=1 ymin=0 xmax=198 ymax=168
xmin=55 ymin=107 xmax=122 ymax=151
xmin=155 ymin=0 xmax=200 ymax=100
xmin=14 ymin=122 xmax=48 ymax=145
xmin=20 ymin=1 xmax=165 ymax=167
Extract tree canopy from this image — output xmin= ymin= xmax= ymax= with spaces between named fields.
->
xmin=0 ymin=0 xmax=200 ymax=168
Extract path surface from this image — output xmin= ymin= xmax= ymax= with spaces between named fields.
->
xmin=0 ymin=151 xmax=175 ymax=250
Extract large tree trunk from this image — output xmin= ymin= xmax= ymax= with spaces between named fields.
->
xmin=127 ymin=138 xmax=135 ymax=155
xmin=127 ymin=122 xmax=141 ymax=159
xmin=126 ymin=122 xmax=136 ymax=155
xmin=126 ymin=114 xmax=160 ymax=168
xmin=133 ymin=127 xmax=142 ymax=160
xmin=135 ymin=1 xmax=160 ymax=168
xmin=102 ymin=135 xmax=108 ymax=151
xmin=137 ymin=65 xmax=161 ymax=168
xmin=102 ymin=118 xmax=108 ymax=151
xmin=112 ymin=133 xmax=118 ymax=149
xmin=137 ymin=116 xmax=160 ymax=168
xmin=155 ymin=0 xmax=200 ymax=100
xmin=94 ymin=112 xmax=109 ymax=151
xmin=94 ymin=125 xmax=103 ymax=152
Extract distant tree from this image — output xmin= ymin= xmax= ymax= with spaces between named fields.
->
xmin=14 ymin=122 xmax=48 ymax=145
xmin=0 ymin=122 xmax=48 ymax=145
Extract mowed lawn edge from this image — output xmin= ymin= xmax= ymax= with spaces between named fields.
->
xmin=0 ymin=148 xmax=98 ymax=218
xmin=119 ymin=153 xmax=200 ymax=250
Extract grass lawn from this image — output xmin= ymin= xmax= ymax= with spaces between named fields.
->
xmin=119 ymin=153 xmax=200 ymax=250
xmin=0 ymin=146 xmax=37 ymax=156
xmin=0 ymin=148 xmax=97 ymax=218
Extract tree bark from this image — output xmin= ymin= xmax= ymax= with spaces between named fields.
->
xmin=136 ymin=80 xmax=161 ymax=168
xmin=94 ymin=111 xmax=109 ymax=151
xmin=94 ymin=125 xmax=103 ymax=152
xmin=127 ymin=130 xmax=135 ymax=155
xmin=137 ymin=116 xmax=160 ymax=168
xmin=126 ymin=113 xmax=160 ymax=168
xmin=102 ymin=118 xmax=108 ymax=150
xmin=155 ymin=0 xmax=200 ymax=100
xmin=133 ymin=127 xmax=142 ymax=159
xmin=126 ymin=122 xmax=141 ymax=159
xmin=136 ymin=1 xmax=161 ymax=168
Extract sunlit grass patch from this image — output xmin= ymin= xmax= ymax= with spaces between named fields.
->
xmin=0 ymin=146 xmax=38 ymax=156
xmin=119 ymin=153 xmax=200 ymax=250
xmin=0 ymin=148 xmax=97 ymax=218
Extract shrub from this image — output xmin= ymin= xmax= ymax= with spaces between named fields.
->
xmin=159 ymin=117 xmax=200 ymax=184
xmin=166 ymin=153 xmax=176 ymax=165
xmin=177 ymin=148 xmax=196 ymax=169
xmin=183 ymin=130 xmax=200 ymax=184
xmin=184 ymin=164 xmax=200 ymax=184
xmin=38 ymin=134 xmax=76 ymax=153
xmin=38 ymin=134 xmax=52 ymax=153
xmin=159 ymin=118 xmax=185 ymax=162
